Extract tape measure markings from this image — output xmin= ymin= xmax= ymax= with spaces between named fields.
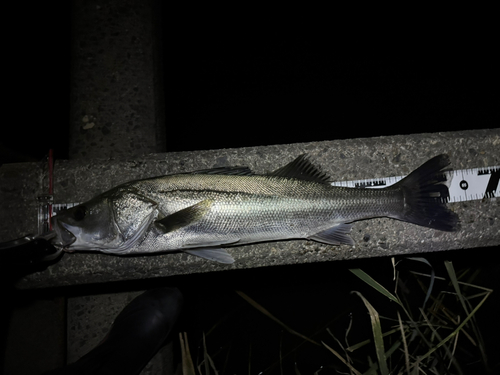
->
xmin=331 ymin=166 xmax=499 ymax=203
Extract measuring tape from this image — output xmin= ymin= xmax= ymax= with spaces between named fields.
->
xmin=331 ymin=166 xmax=499 ymax=202
xmin=39 ymin=166 xmax=499 ymax=235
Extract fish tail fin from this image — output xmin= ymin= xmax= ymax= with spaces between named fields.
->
xmin=391 ymin=154 xmax=460 ymax=231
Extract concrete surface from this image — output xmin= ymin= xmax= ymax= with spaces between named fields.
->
xmin=69 ymin=0 xmax=165 ymax=160
xmin=1 ymin=129 xmax=498 ymax=289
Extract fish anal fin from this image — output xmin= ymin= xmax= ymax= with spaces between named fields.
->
xmin=183 ymin=248 xmax=235 ymax=264
xmin=309 ymin=223 xmax=354 ymax=246
xmin=156 ymin=199 xmax=212 ymax=233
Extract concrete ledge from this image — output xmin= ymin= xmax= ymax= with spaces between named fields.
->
xmin=1 ymin=129 xmax=498 ymax=289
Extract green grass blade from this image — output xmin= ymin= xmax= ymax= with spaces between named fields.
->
xmin=352 ymin=291 xmax=389 ymax=375
xmin=202 ymin=332 xmax=218 ymax=375
xmin=419 ymin=307 xmax=463 ymax=374
xmin=322 ymin=341 xmax=363 ymax=375
xmin=445 ymin=261 xmax=492 ymax=370
xmin=405 ymin=257 xmax=435 ymax=309
xmin=417 ymin=288 xmax=491 ymax=363
xmin=350 ymin=269 xmax=402 ymax=307
xmin=397 ymin=310 xmax=410 ymax=375
xmin=445 ymin=261 xmax=470 ymax=315
xmin=179 ymin=332 xmax=196 ymax=375
xmin=360 ymin=340 xmax=402 ymax=375
xmin=236 ymin=290 xmax=320 ymax=346
xmin=346 ymin=327 xmax=400 ymax=352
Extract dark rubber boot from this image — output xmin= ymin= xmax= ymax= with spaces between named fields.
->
xmin=47 ymin=287 xmax=183 ymax=375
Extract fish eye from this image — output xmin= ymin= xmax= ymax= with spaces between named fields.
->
xmin=73 ymin=206 xmax=87 ymax=221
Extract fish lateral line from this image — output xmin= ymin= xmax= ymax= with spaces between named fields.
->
xmin=50 ymin=154 xmax=459 ymax=264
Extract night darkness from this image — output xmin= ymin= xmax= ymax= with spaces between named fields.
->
xmin=2 ymin=3 xmax=500 ymax=373
xmin=3 ymin=4 xmax=498 ymax=165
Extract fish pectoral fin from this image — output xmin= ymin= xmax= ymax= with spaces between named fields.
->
xmin=309 ymin=223 xmax=354 ymax=246
xmin=156 ymin=199 xmax=213 ymax=233
xmin=183 ymin=248 xmax=235 ymax=264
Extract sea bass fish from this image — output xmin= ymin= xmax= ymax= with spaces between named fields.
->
xmin=52 ymin=154 xmax=459 ymax=263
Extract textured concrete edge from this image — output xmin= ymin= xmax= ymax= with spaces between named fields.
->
xmin=1 ymin=129 xmax=497 ymax=289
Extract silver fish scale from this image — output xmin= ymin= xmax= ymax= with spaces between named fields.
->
xmin=123 ymin=174 xmax=403 ymax=253
xmin=50 ymin=154 xmax=458 ymax=261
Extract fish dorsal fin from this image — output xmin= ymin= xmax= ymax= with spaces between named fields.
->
xmin=190 ymin=166 xmax=254 ymax=176
xmin=269 ymin=154 xmax=330 ymax=184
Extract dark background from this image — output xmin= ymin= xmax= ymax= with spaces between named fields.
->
xmin=2 ymin=3 xmax=498 ymax=164
xmin=2 ymin=3 xmax=499 ymax=373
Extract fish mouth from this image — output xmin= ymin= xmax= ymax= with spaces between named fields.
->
xmin=51 ymin=218 xmax=77 ymax=248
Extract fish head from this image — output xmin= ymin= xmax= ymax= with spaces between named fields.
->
xmin=52 ymin=189 xmax=158 ymax=253
xmin=52 ymin=195 xmax=121 ymax=251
